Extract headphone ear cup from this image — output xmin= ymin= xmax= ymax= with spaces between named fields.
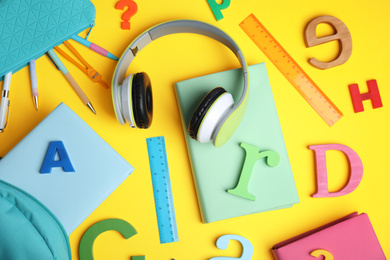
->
xmin=120 ymin=74 xmax=135 ymax=127
xmin=188 ymin=87 xmax=234 ymax=143
xmin=132 ymin=72 xmax=153 ymax=129
xmin=113 ymin=74 xmax=133 ymax=125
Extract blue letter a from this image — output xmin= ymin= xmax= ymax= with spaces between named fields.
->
xmin=40 ymin=141 xmax=75 ymax=174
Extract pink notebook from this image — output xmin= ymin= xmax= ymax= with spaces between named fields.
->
xmin=272 ymin=212 xmax=386 ymax=259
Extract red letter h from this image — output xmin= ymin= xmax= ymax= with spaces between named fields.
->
xmin=349 ymin=79 xmax=383 ymax=113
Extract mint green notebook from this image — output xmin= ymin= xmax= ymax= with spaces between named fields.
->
xmin=175 ymin=63 xmax=299 ymax=223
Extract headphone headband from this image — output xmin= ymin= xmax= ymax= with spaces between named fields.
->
xmin=112 ymin=20 xmax=249 ymax=147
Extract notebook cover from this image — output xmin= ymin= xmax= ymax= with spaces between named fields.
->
xmin=174 ymin=63 xmax=299 ymax=223
xmin=0 ymin=103 xmax=134 ymax=234
xmin=0 ymin=0 xmax=96 ymax=78
xmin=272 ymin=212 xmax=386 ymax=259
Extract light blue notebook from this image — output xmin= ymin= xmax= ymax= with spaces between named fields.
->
xmin=175 ymin=63 xmax=299 ymax=223
xmin=0 ymin=103 xmax=134 ymax=234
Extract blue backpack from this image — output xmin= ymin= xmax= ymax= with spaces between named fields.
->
xmin=0 ymin=179 xmax=71 ymax=260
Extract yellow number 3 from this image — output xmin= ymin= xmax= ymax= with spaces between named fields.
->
xmin=310 ymin=249 xmax=334 ymax=260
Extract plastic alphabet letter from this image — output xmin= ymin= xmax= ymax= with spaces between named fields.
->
xmin=207 ymin=0 xmax=230 ymax=21
xmin=349 ymin=79 xmax=383 ymax=113
xmin=115 ymin=0 xmax=138 ymax=30
xmin=209 ymin=234 xmax=254 ymax=260
xmin=310 ymin=249 xmax=334 ymax=260
xmin=305 ymin=15 xmax=352 ymax=69
xmin=79 ymin=218 xmax=145 ymax=260
xmin=228 ymin=143 xmax=280 ymax=201
xmin=131 ymin=257 xmax=146 ymax=260
xmin=40 ymin=141 xmax=75 ymax=174
xmin=309 ymin=144 xmax=363 ymax=198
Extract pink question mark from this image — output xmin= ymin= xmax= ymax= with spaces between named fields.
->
xmin=115 ymin=0 xmax=138 ymax=30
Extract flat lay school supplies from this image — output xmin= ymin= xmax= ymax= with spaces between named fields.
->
xmin=0 ymin=103 xmax=134 ymax=234
xmin=1 ymin=0 xmax=390 ymax=258
xmin=175 ymin=63 xmax=299 ymax=223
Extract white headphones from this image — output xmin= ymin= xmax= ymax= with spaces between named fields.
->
xmin=111 ymin=20 xmax=249 ymax=147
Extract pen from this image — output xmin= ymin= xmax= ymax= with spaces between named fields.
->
xmin=29 ymin=60 xmax=39 ymax=111
xmin=0 ymin=72 xmax=12 ymax=132
xmin=71 ymin=34 xmax=119 ymax=61
xmin=47 ymin=49 xmax=96 ymax=114
xmin=46 ymin=53 xmax=60 ymax=70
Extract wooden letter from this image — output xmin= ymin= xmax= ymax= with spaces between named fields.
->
xmin=310 ymin=249 xmax=334 ymax=260
xmin=305 ymin=15 xmax=352 ymax=69
xmin=227 ymin=143 xmax=279 ymax=201
xmin=349 ymin=79 xmax=383 ymax=113
xmin=309 ymin=144 xmax=363 ymax=198
xmin=209 ymin=234 xmax=254 ymax=260
xmin=79 ymin=219 xmax=142 ymax=260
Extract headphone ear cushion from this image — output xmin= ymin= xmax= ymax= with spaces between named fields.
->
xmin=188 ymin=87 xmax=228 ymax=141
xmin=132 ymin=72 xmax=153 ymax=129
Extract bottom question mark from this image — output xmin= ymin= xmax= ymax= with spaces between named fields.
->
xmin=310 ymin=249 xmax=334 ymax=260
xmin=79 ymin=218 xmax=145 ymax=260
xmin=115 ymin=0 xmax=138 ymax=30
xmin=209 ymin=234 xmax=254 ymax=260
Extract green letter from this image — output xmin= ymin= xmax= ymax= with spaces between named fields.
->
xmin=228 ymin=143 xmax=280 ymax=201
xmin=207 ymin=0 xmax=230 ymax=21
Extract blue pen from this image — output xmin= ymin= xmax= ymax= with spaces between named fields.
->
xmin=71 ymin=35 xmax=119 ymax=61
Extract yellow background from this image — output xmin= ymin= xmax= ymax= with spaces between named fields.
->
xmin=0 ymin=0 xmax=389 ymax=258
